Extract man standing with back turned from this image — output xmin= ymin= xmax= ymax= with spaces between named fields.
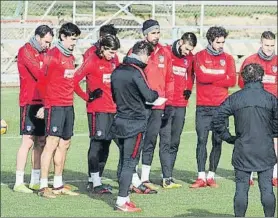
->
xmin=213 ymin=63 xmax=277 ymax=217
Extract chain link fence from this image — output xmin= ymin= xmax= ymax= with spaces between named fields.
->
xmin=1 ymin=1 xmax=277 ymax=77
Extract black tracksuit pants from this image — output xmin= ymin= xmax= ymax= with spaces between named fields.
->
xmin=196 ymin=106 xmax=226 ymax=172
xmin=117 ymin=133 xmax=143 ymax=197
xmin=141 ymin=109 xmax=164 ymax=166
xmin=234 ymin=168 xmax=276 ymax=217
xmin=159 ymin=107 xmax=186 ymax=178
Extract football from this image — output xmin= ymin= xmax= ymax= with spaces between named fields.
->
xmin=1 ymin=119 xmax=8 ymax=135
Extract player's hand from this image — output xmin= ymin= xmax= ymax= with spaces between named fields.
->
xmin=162 ymin=105 xmax=173 ymax=121
xmin=36 ymin=107 xmax=44 ymax=119
xmin=88 ymin=88 xmax=103 ymax=103
xmin=226 ymin=136 xmax=237 ymax=144
xmin=183 ymin=90 xmax=192 ymax=100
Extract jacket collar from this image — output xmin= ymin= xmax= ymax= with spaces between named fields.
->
xmin=123 ymin=56 xmax=147 ymax=69
xmin=244 ymin=82 xmax=264 ymax=89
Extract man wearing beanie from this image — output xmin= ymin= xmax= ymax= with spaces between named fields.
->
xmin=36 ymin=22 xmax=81 ymax=198
xmin=238 ymin=31 xmax=278 ymax=187
xmin=190 ymin=26 xmax=236 ymax=189
xmin=14 ymin=25 xmax=54 ymax=194
xmin=130 ymin=19 xmax=175 ymax=192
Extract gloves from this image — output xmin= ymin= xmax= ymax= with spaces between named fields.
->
xmin=183 ymin=90 xmax=192 ymax=100
xmin=88 ymin=88 xmax=103 ymax=103
xmin=162 ymin=105 xmax=174 ymax=121
xmin=226 ymin=136 xmax=237 ymax=144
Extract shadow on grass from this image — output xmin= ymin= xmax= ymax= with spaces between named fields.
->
xmin=1 ymin=168 xmax=119 ymax=209
xmin=175 ymin=208 xmax=233 ymax=217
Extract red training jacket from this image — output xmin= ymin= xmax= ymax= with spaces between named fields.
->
xmin=238 ymin=53 xmax=277 ymax=97
xmin=165 ymin=45 xmax=195 ymax=107
xmin=37 ymin=47 xmax=76 ymax=108
xmin=194 ymin=49 xmax=236 ymax=106
xmin=128 ymin=43 xmax=174 ymax=109
xmin=74 ymin=51 xmax=119 ymax=113
xmin=17 ymin=43 xmax=47 ymax=106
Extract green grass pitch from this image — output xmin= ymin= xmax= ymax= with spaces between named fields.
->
xmin=1 ymin=87 xmax=277 ymax=217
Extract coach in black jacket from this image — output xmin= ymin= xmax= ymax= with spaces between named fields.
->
xmin=111 ymin=41 xmax=158 ymax=212
xmin=213 ymin=63 xmax=278 ymax=217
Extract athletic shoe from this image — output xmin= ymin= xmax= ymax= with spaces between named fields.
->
xmin=206 ymin=178 xmax=219 ymax=188
xmin=52 ymin=186 xmax=79 ymax=196
xmin=272 ymin=178 xmax=278 ymax=187
xmin=114 ymin=202 xmax=142 ymax=212
xmin=162 ymin=178 xmax=182 ymax=189
xmin=249 ymin=180 xmax=254 ymax=186
xmin=127 ymin=201 xmax=136 ymax=208
xmin=86 ymin=182 xmax=94 ymax=191
xmin=29 ymin=183 xmax=40 ymax=191
xmin=190 ymin=178 xmax=207 ymax=188
xmin=93 ymin=185 xmax=112 ymax=194
xmin=13 ymin=184 xmax=33 ymax=193
xmin=142 ymin=180 xmax=159 ymax=190
xmin=131 ymin=184 xmax=157 ymax=194
xmin=38 ymin=187 xmax=56 ymax=198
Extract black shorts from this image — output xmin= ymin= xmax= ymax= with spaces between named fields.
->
xmin=87 ymin=112 xmax=115 ymax=140
xmin=45 ymin=106 xmax=75 ymax=140
xmin=20 ymin=104 xmax=45 ymax=136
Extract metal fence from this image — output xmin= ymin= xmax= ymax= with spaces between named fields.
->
xmin=1 ymin=1 xmax=277 ymax=75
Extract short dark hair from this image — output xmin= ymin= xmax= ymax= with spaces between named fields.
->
xmin=35 ymin=25 xmax=54 ymax=38
xmin=58 ymin=22 xmax=81 ymax=41
xmin=206 ymin=26 xmax=228 ymax=43
xmin=132 ymin=41 xmax=154 ymax=56
xmin=241 ymin=63 xmax=264 ymax=84
xmin=261 ymin=31 xmax=275 ymax=40
xmin=99 ymin=24 xmax=117 ymax=38
xmin=99 ymin=34 xmax=120 ymax=50
xmin=181 ymin=32 xmax=197 ymax=47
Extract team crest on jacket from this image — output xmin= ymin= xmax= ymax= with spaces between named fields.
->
xmin=159 ymin=55 xmax=164 ymax=63
xmin=272 ymin=65 xmax=277 ymax=73
xmin=220 ymin=59 xmax=226 ymax=66
xmin=184 ymin=59 xmax=188 ymax=67
xmin=26 ymin=125 xmax=32 ymax=132
xmin=52 ymin=126 xmax=58 ymax=133
xmin=112 ymin=63 xmax=116 ymax=69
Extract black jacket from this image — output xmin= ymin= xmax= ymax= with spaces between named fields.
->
xmin=111 ymin=56 xmax=158 ymax=138
xmin=213 ymin=82 xmax=278 ymax=171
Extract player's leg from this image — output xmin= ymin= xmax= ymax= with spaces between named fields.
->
xmin=29 ymin=104 xmax=46 ymax=190
xmin=141 ymin=109 xmax=163 ymax=189
xmin=257 ymin=167 xmax=276 ymax=217
xmin=14 ymin=105 xmax=35 ymax=193
xmin=190 ymin=106 xmax=210 ymax=188
xmin=38 ymin=106 xmax=64 ymax=198
xmin=167 ymin=107 xmax=186 ymax=188
xmin=233 ymin=169 xmax=251 ymax=217
xmin=115 ymin=133 xmax=143 ymax=212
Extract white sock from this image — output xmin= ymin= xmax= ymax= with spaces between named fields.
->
xmin=40 ymin=178 xmax=48 ymax=189
xmin=250 ymin=172 xmax=254 ymax=181
xmin=141 ymin=164 xmax=151 ymax=182
xmin=91 ymin=172 xmax=101 ymax=187
xmin=132 ymin=173 xmax=142 ymax=188
xmin=198 ymin=172 xmax=206 ymax=181
xmin=53 ymin=175 xmax=63 ymax=188
xmin=207 ymin=171 xmax=215 ymax=180
xmin=15 ymin=171 xmax=24 ymax=186
xmin=116 ymin=196 xmax=127 ymax=206
xmin=88 ymin=177 xmax=93 ymax=183
xmin=273 ymin=164 xmax=277 ymax=179
xmin=30 ymin=169 xmax=40 ymax=185
xmin=126 ymin=195 xmax=130 ymax=203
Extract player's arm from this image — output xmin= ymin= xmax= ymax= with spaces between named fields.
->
xmin=73 ymin=60 xmax=91 ymax=101
xmin=186 ymin=57 xmax=195 ymax=91
xmin=212 ymin=97 xmax=236 ymax=144
xmin=238 ymin=59 xmax=248 ymax=89
xmin=164 ymin=50 xmax=174 ymax=105
xmin=213 ymin=55 xmax=236 ymax=87
xmin=133 ymin=70 xmax=159 ymax=103
xmin=18 ymin=47 xmax=42 ymax=81
xmin=194 ymin=53 xmax=226 ymax=84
